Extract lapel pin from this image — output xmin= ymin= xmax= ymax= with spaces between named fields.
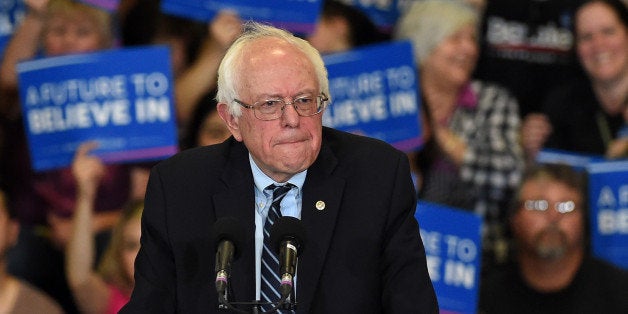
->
xmin=315 ymin=200 xmax=325 ymax=210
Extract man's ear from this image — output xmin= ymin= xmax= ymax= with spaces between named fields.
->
xmin=217 ymin=102 xmax=243 ymax=141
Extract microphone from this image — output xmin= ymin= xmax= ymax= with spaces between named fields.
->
xmin=269 ymin=216 xmax=306 ymax=300
xmin=213 ymin=217 xmax=245 ymax=296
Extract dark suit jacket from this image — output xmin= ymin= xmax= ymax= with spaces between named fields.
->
xmin=121 ymin=127 xmax=438 ymax=313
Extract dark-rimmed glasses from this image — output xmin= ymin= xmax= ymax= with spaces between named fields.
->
xmin=234 ymin=93 xmax=328 ymax=121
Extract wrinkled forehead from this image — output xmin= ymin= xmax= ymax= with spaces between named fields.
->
xmin=242 ymin=37 xmax=308 ymax=64
xmin=238 ymin=38 xmax=316 ymax=84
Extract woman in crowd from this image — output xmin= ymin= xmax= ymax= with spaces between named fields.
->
xmin=522 ymin=0 xmax=628 ymax=161
xmin=0 ymin=1 xmax=134 ymax=312
xmin=66 ymin=142 xmax=143 ymax=314
xmin=395 ymin=0 xmax=524 ymax=264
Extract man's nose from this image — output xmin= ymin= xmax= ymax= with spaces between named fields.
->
xmin=281 ymin=102 xmax=300 ymax=126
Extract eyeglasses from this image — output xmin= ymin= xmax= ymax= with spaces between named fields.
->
xmin=234 ymin=93 xmax=329 ymax=121
xmin=522 ymin=200 xmax=577 ymax=214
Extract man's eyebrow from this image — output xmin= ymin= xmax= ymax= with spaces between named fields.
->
xmin=256 ymin=90 xmax=318 ymax=99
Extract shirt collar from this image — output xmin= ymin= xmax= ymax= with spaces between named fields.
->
xmin=249 ymin=154 xmax=307 ymax=194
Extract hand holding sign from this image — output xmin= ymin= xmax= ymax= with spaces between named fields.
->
xmin=72 ymin=141 xmax=105 ymax=198
xmin=209 ymin=11 xmax=242 ymax=50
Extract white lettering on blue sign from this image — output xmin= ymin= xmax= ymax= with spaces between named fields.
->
xmin=621 ymin=185 xmax=628 ymax=206
xmin=330 ymin=71 xmax=384 ymax=99
xmin=420 ymin=229 xmax=478 ymax=290
xmin=598 ymin=209 xmax=628 ymax=235
xmin=421 ymin=230 xmax=441 ymax=255
xmin=597 ymin=186 xmax=617 ymax=208
xmin=25 ymin=75 xmax=127 ymax=106
xmin=0 ymin=1 xmax=25 ymax=36
xmin=325 ymin=65 xmax=418 ymax=128
xmin=389 ymin=91 xmax=417 ymax=117
xmin=596 ymin=184 xmax=628 ymax=235
xmin=24 ymin=71 xmax=172 ymax=134
xmin=444 ymin=260 xmax=475 ymax=289
xmin=135 ymin=97 xmax=171 ymax=123
xmin=325 ymin=96 xmax=387 ymax=128
xmin=27 ymin=100 xmax=131 ymax=134
xmin=445 ymin=235 xmax=478 ymax=262
xmin=130 ymin=72 xmax=169 ymax=97
xmin=425 ymin=256 xmax=441 ymax=282
xmin=385 ymin=65 xmax=415 ymax=90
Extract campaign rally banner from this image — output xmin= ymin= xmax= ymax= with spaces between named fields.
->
xmin=161 ymin=0 xmax=323 ymax=35
xmin=587 ymin=160 xmax=628 ymax=270
xmin=17 ymin=46 xmax=179 ymax=172
xmin=0 ymin=0 xmax=25 ymax=57
xmin=415 ymin=201 xmax=482 ymax=314
xmin=322 ymin=41 xmax=422 ymax=152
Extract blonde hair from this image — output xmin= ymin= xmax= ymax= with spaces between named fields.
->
xmin=97 ymin=199 xmax=143 ymax=292
xmin=45 ymin=0 xmax=114 ymax=49
xmin=394 ymin=0 xmax=478 ymax=65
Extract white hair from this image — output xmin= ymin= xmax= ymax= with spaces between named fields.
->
xmin=394 ymin=0 xmax=479 ymax=65
xmin=216 ymin=22 xmax=330 ymax=117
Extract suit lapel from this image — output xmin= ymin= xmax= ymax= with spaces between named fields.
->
xmin=212 ymin=140 xmax=257 ymax=304
xmin=298 ymin=141 xmax=345 ymax=312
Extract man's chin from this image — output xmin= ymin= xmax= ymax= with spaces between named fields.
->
xmin=278 ymin=161 xmax=309 ymax=176
xmin=534 ymin=230 xmax=568 ymax=260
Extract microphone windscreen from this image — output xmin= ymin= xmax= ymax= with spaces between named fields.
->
xmin=269 ymin=216 xmax=306 ymax=255
xmin=213 ymin=217 xmax=246 ymax=259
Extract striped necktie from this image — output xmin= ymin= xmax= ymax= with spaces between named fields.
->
xmin=260 ymin=184 xmax=294 ymax=312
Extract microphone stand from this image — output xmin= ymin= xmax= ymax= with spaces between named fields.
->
xmin=217 ymin=270 xmax=298 ymax=312
xmin=217 ymin=293 xmax=297 ymax=313
xmin=217 ymin=265 xmax=298 ymax=312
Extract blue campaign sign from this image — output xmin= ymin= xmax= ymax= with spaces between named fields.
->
xmin=536 ymin=148 xmax=605 ymax=171
xmin=161 ymin=0 xmax=323 ymax=35
xmin=0 ymin=0 xmax=26 ymax=57
xmin=338 ymin=0 xmax=401 ymax=33
xmin=587 ymin=160 xmax=628 ymax=270
xmin=322 ymin=41 xmax=422 ymax=152
xmin=415 ymin=201 xmax=482 ymax=314
xmin=17 ymin=46 xmax=178 ymax=172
